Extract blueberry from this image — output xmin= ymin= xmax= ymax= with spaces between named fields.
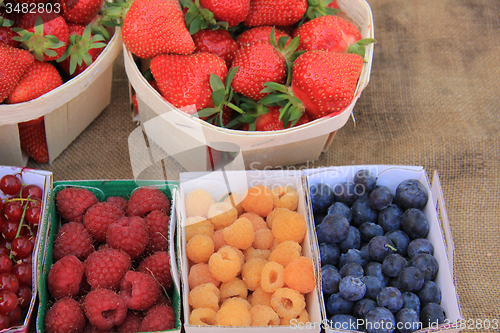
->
xmin=382 ymin=254 xmax=407 ymax=277
xmin=316 ymin=225 xmax=327 ymax=243
xmin=351 ymin=198 xmax=378 ymax=227
xmin=340 ymin=262 xmax=364 ymax=278
xmin=314 ymin=211 xmax=327 ymax=226
xmin=420 ymin=303 xmax=446 ymax=328
xmin=359 ymin=222 xmax=385 ymax=242
xmin=407 ymin=238 xmax=434 ymax=258
xmin=310 ymin=183 xmax=334 ymax=213
xmin=339 ymin=226 xmax=361 ymax=253
xmin=362 ymin=276 xmax=383 ymax=300
xmin=369 ymin=187 xmax=394 ymax=211
xmin=398 ymin=267 xmax=425 ymax=292
xmin=317 ymin=213 xmax=350 ymax=244
xmin=368 ymin=236 xmax=396 ymax=262
xmin=378 ymin=205 xmax=403 ymax=232
xmin=408 ymin=253 xmax=439 ymax=281
xmin=365 ymin=307 xmax=396 ymax=333
xmin=376 ymin=287 xmax=404 ymax=313
xmin=327 ymin=293 xmax=354 ymax=316
xmin=418 ymin=280 xmax=441 ymax=305
xmin=339 ymin=249 xmax=370 ymax=269
xmin=402 ymin=292 xmax=421 ymax=315
xmin=320 ymin=243 xmax=341 ymax=266
xmin=328 ymin=202 xmax=353 ymax=223
xmin=333 ymin=182 xmax=359 ymax=207
xmin=388 ymin=277 xmax=401 ymax=289
xmin=354 ymin=169 xmax=377 ymax=193
xmin=401 ymin=209 xmax=429 ymax=239
xmin=364 ymin=262 xmax=389 ymax=287
xmin=353 ymin=298 xmax=377 ymax=319
xmin=339 ymin=276 xmax=366 ymax=302
xmin=384 ymin=230 xmax=410 ymax=257
xmin=322 ymin=265 xmax=342 ymax=295
xmin=329 ymin=314 xmax=360 ymax=331
xmin=360 ymin=243 xmax=371 ymax=259
xmin=395 ymin=179 xmax=428 ymax=211
xmin=395 ymin=308 xmax=421 ymax=333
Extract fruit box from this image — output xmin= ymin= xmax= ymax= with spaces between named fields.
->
xmin=35 ymin=179 xmax=182 ymax=333
xmin=124 ymin=0 xmax=375 ymax=171
xmin=176 ymin=170 xmax=323 ymax=333
xmin=0 ymin=28 xmax=123 ymax=167
xmin=0 ymin=165 xmax=52 ymax=333
xmin=304 ymin=165 xmax=462 ymax=333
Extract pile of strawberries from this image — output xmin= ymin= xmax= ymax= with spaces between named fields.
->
xmin=124 ymin=0 xmax=375 ymax=131
xmin=44 ymin=186 xmax=176 ymax=332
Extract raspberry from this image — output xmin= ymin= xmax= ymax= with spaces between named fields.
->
xmin=120 ymin=271 xmax=161 ymax=311
xmin=186 ymin=234 xmax=214 ymax=264
xmin=138 ymin=251 xmax=173 ymax=291
xmin=185 ymin=189 xmax=214 ymax=218
xmin=266 ymin=207 xmax=290 ymax=229
xmin=56 ymin=187 xmax=98 ymax=223
xmin=270 ymin=288 xmax=305 ymax=319
xmin=212 ymin=229 xmax=227 ymax=251
xmin=83 ymin=322 xmax=113 ymax=333
xmin=84 ymin=288 xmax=127 ymax=330
xmin=140 ymin=304 xmax=176 ymax=331
xmin=215 ymin=298 xmax=251 ymax=326
xmin=188 ymin=283 xmax=220 ymax=312
xmin=272 ymin=186 xmax=299 ymax=211
xmin=220 ymin=277 xmax=248 ymax=302
xmin=107 ymin=196 xmax=128 ymax=213
xmin=241 ymin=258 xmax=267 ymax=291
xmin=218 ymin=191 xmax=244 ymax=215
xmin=84 ymin=248 xmax=131 ymax=290
xmin=83 ymin=202 xmax=125 ymax=242
xmin=117 ymin=311 xmax=142 ymax=333
xmin=240 ymin=212 xmax=267 ymax=231
xmin=106 ymin=216 xmax=149 ymax=259
xmin=189 ymin=308 xmax=217 ymax=325
xmin=207 ymin=202 xmax=238 ymax=230
xmin=271 ymin=210 xmax=307 ymax=243
xmin=144 ymin=209 xmax=170 ymax=252
xmin=53 ymin=222 xmax=94 ymax=261
xmin=185 ymin=217 xmax=214 ymax=242
xmin=208 ymin=246 xmax=241 ymax=283
xmin=253 ymin=228 xmax=275 ymax=250
xmin=269 ymin=240 xmax=302 ymax=268
xmin=241 ymin=185 xmax=274 ymax=217
xmin=48 ymin=255 xmax=84 ymax=299
xmin=127 ymin=187 xmax=170 ymax=217
xmin=261 ymin=261 xmax=285 ymax=293
xmin=249 ymin=287 xmax=273 ymax=307
xmin=188 ymin=263 xmax=221 ymax=289
xmin=44 ymin=297 xmax=85 ymax=333
xmin=284 ymin=257 xmax=316 ymax=294
xmin=244 ymin=247 xmax=271 ymax=261
xmin=223 ymin=217 xmax=255 ymax=250
xmin=280 ymin=308 xmax=310 ymax=325
xmin=250 ymin=305 xmax=280 ymax=326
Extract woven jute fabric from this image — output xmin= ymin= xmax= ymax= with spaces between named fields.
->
xmin=27 ymin=0 xmax=500 ymax=329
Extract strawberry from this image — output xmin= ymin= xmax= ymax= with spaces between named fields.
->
xmin=17 ymin=117 xmax=50 ymax=163
xmin=243 ymin=0 xmax=307 ymax=27
xmin=198 ymin=0 xmax=250 ymax=27
xmin=122 ymin=0 xmax=195 ymax=59
xmin=61 ymin=0 xmax=104 ymax=24
xmin=192 ymin=29 xmax=239 ymax=68
xmin=0 ymin=26 xmax=19 ymax=48
xmin=255 ymin=106 xmax=309 ymax=131
xmin=302 ymin=0 xmax=340 ymax=20
xmin=236 ymin=26 xmax=291 ymax=47
xmin=0 ymin=43 xmax=34 ymax=103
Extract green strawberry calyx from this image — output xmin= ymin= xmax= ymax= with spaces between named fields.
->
xmin=225 ymin=97 xmax=271 ymax=131
xmin=348 ymin=38 xmax=377 ymax=58
xmin=296 ymin=0 xmax=340 ymax=27
xmin=180 ymin=0 xmax=229 ymax=35
xmin=99 ymin=0 xmax=135 ymax=28
xmin=259 ymin=82 xmax=305 ymax=129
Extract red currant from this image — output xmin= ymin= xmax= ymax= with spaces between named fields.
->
xmin=0 ymin=254 xmax=12 ymax=274
xmin=0 ymin=313 xmax=9 ymax=329
xmin=12 ymin=263 xmax=31 ymax=286
xmin=8 ymin=305 xmax=21 ymax=325
xmin=21 ymin=184 xmax=43 ymax=200
xmin=0 ymin=290 xmax=18 ymax=313
xmin=0 ymin=273 xmax=19 ymax=293
xmin=2 ymin=201 xmax=23 ymax=221
xmin=16 ymin=285 xmax=32 ymax=308
xmin=0 ymin=175 xmax=21 ymax=196
xmin=11 ymin=236 xmax=33 ymax=260
xmin=0 ymin=248 xmax=9 ymax=257
xmin=2 ymin=220 xmax=20 ymax=241
xmin=26 ymin=203 xmax=41 ymax=225
xmin=0 ymin=214 xmax=5 ymax=232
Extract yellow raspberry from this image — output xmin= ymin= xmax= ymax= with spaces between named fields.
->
xmin=269 ymin=240 xmax=302 ymax=268
xmin=215 ymin=298 xmax=251 ymax=326
xmin=266 ymin=207 xmax=290 ymax=229
xmin=208 ymin=202 xmax=238 ymax=230
xmin=240 ymin=212 xmax=267 ymax=231
xmin=284 ymin=257 xmax=316 ymax=294
xmin=189 ymin=308 xmax=217 ymax=325
xmin=233 ymin=247 xmax=246 ymax=273
xmin=185 ymin=189 xmax=215 ymax=218
xmin=244 ymin=247 xmax=271 ymax=261
xmin=241 ymin=185 xmax=274 ymax=218
xmin=212 ymin=229 xmax=227 ymax=251
xmin=250 ymin=305 xmax=280 ymax=326
xmin=220 ymin=277 xmax=248 ymax=302
xmin=186 ymin=234 xmax=214 ymax=264
xmin=188 ymin=283 xmax=220 ymax=312
xmin=241 ymin=258 xmax=267 ymax=291
xmin=218 ymin=192 xmax=244 ymax=216
xmin=272 ymin=186 xmax=299 ymax=211
xmin=249 ymin=287 xmax=273 ymax=307
xmin=261 ymin=261 xmax=285 ymax=293
xmin=271 ymin=288 xmax=305 ymax=319
xmin=253 ymin=228 xmax=275 ymax=250
xmin=223 ymin=217 xmax=255 ymax=250
xmin=271 ymin=210 xmax=307 ymax=243
xmin=188 ymin=263 xmax=221 ymax=289
xmin=208 ymin=246 xmax=242 ymax=283
xmin=185 ymin=217 xmax=214 ymax=242
xmin=280 ymin=309 xmax=310 ymax=325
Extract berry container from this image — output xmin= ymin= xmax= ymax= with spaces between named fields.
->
xmin=36 ymin=179 xmax=182 ymax=333
xmin=0 ymin=28 xmax=123 ymax=167
xmin=0 ymin=165 xmax=52 ymax=333
xmin=123 ymin=0 xmax=374 ymax=171
xmin=305 ymin=165 xmax=462 ymax=333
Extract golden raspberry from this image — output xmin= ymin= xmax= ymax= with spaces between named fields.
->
xmin=212 ymin=229 xmax=227 ymax=251
xmin=241 ymin=258 xmax=267 ymax=291
xmin=272 ymin=186 xmax=299 ymax=211
xmin=271 ymin=210 xmax=307 ymax=243
xmin=240 ymin=213 xmax=267 ymax=231
xmin=185 ymin=189 xmax=215 ymax=218
xmin=280 ymin=309 xmax=310 ymax=325
xmin=220 ymin=277 xmax=248 ymax=302
xmin=223 ymin=217 xmax=255 ymax=250
xmin=249 ymin=287 xmax=273 ymax=307
xmin=188 ymin=263 xmax=221 ymax=289
xmin=186 ymin=234 xmax=214 ymax=264
xmin=269 ymin=241 xmax=302 ymax=268
xmin=253 ymin=228 xmax=275 ymax=250
xmin=266 ymin=207 xmax=290 ymax=229
xmin=219 ymin=192 xmax=244 ymax=216
xmin=284 ymin=257 xmax=316 ymax=294
xmin=233 ymin=247 xmax=245 ymax=273
xmin=250 ymin=305 xmax=280 ymax=326
xmin=215 ymin=298 xmax=251 ymax=326
xmin=185 ymin=217 xmax=214 ymax=242
xmin=261 ymin=261 xmax=285 ymax=293
xmin=271 ymin=288 xmax=305 ymax=319
xmin=241 ymin=185 xmax=274 ymax=218
xmin=208 ymin=202 xmax=238 ymax=230
xmin=188 ymin=283 xmax=220 ymax=312
xmin=208 ymin=246 xmax=242 ymax=283
xmin=244 ymin=247 xmax=271 ymax=261
xmin=189 ymin=308 xmax=217 ymax=325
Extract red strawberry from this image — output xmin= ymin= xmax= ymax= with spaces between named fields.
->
xmin=255 ymin=106 xmax=309 ymax=131
xmin=122 ymin=0 xmax=194 ymax=59
xmin=61 ymin=0 xmax=104 ymax=24
xmin=243 ymin=0 xmax=307 ymax=27
xmin=0 ymin=26 xmax=19 ymax=47
xmin=150 ymin=52 xmax=228 ymax=112
xmin=17 ymin=117 xmax=50 ymax=163
xmin=328 ymin=0 xmax=339 ymax=9
xmin=192 ymin=29 xmax=239 ymax=68
xmin=199 ymin=0 xmax=250 ymax=27
xmin=236 ymin=25 xmax=291 ymax=47
xmin=0 ymin=43 xmax=34 ymax=103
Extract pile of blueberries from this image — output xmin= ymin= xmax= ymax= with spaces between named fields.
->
xmin=311 ymin=170 xmax=446 ymax=333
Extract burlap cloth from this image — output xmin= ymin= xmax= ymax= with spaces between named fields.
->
xmin=26 ymin=0 xmax=500 ymax=329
